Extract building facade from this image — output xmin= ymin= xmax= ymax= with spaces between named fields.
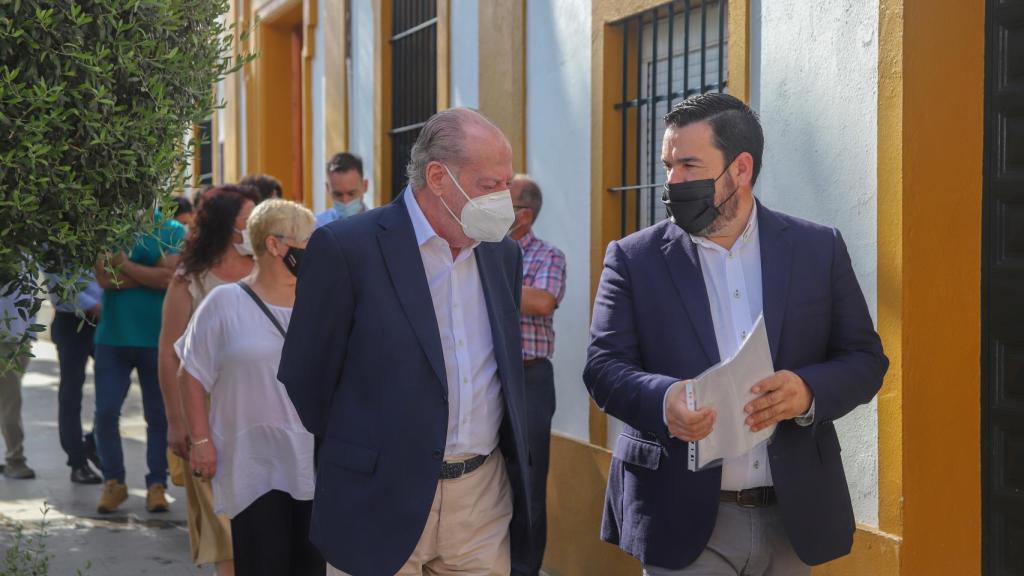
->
xmin=204 ymin=1 xmax=1014 ymax=574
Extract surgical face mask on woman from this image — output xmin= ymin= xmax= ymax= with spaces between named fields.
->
xmin=439 ymin=164 xmax=515 ymax=243
xmin=234 ymin=228 xmax=254 ymax=256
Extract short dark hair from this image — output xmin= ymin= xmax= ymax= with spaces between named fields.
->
xmin=327 ymin=152 xmax=364 ymax=178
xmin=513 ymin=175 xmax=543 ymax=220
xmin=174 ymin=195 xmax=193 ymax=216
xmin=239 ymin=173 xmax=283 ymax=202
xmin=664 ymin=93 xmax=764 ymax=185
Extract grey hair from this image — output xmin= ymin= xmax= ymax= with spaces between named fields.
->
xmin=405 ymin=108 xmax=501 ymax=190
xmin=514 ymin=175 xmax=543 ymax=220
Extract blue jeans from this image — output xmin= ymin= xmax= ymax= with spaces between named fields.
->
xmin=51 ymin=311 xmax=96 ymax=468
xmin=93 ymin=344 xmax=167 ymax=486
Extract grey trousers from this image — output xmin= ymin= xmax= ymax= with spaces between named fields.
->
xmin=643 ymin=502 xmax=810 ymax=576
xmin=0 ymin=344 xmax=30 ymax=465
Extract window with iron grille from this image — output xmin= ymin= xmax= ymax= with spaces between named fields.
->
xmin=611 ymin=0 xmax=728 ymax=238
xmin=390 ymin=0 xmax=438 ymax=199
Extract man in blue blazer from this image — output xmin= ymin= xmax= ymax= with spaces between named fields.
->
xmin=584 ymin=93 xmax=888 ymax=575
xmin=280 ymin=108 xmax=532 ymax=576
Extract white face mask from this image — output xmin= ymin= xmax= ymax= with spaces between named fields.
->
xmin=440 ymin=165 xmax=515 ymax=243
xmin=234 ymin=228 xmax=254 ymax=256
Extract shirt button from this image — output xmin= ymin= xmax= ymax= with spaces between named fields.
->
xmin=727 ymin=253 xmax=734 ymax=259
xmin=734 ymin=290 xmax=742 ymax=299
xmin=753 ymin=460 xmax=760 ymax=470
xmin=741 ymin=331 xmax=748 ymax=339
xmin=432 ymin=449 xmax=442 ymax=460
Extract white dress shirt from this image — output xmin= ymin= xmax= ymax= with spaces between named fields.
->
xmin=689 ymin=203 xmax=772 ymax=490
xmin=404 ymin=189 xmax=504 ymax=458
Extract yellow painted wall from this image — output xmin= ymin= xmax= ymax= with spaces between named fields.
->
xmin=544 ymin=434 xmax=639 ymax=575
xmin=898 ymin=0 xmax=984 ymax=573
xmin=478 ymin=0 xmax=525 ymax=173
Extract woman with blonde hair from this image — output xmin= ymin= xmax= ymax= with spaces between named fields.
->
xmin=158 ymin=184 xmax=260 ymax=575
xmin=177 ymin=200 xmax=322 ymax=576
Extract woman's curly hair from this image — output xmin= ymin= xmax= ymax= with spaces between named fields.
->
xmin=180 ymin=184 xmax=261 ymax=277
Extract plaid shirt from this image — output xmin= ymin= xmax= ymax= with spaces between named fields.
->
xmin=517 ymin=232 xmax=566 ymax=360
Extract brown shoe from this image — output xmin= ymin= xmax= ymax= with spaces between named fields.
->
xmin=97 ymin=479 xmax=128 ymax=514
xmin=146 ymin=483 xmax=169 ymax=513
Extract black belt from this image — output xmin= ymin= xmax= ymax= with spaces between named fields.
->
xmin=720 ymin=487 xmax=776 ymax=508
xmin=523 ymin=357 xmax=550 ymax=368
xmin=439 ymin=454 xmax=488 ymax=480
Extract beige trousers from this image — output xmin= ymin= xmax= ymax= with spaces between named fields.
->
xmin=328 ymin=450 xmax=514 ymax=576
xmin=0 ymin=344 xmax=29 ymax=465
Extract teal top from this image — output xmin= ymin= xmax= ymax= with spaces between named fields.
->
xmin=95 ymin=218 xmax=186 ymax=348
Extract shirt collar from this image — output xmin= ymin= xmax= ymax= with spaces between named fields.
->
xmin=404 ymin=186 xmax=440 ymax=247
xmin=515 ymin=230 xmax=535 ymax=250
xmin=689 ymin=201 xmax=759 ymax=252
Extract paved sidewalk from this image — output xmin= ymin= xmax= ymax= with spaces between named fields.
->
xmin=0 ymin=331 xmax=204 ymax=575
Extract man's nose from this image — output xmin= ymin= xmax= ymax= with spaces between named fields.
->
xmin=667 ymin=168 xmax=689 ymax=185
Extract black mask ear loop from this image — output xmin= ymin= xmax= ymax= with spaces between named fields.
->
xmin=711 ymin=156 xmax=740 ymax=210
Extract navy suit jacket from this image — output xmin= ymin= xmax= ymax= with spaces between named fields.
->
xmin=279 ymin=192 xmax=533 ymax=576
xmin=583 ymin=202 xmax=888 ymax=569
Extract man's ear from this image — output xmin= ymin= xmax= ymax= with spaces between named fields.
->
xmin=425 ymin=161 xmax=447 ymax=197
xmin=361 ymin=179 xmax=369 ymax=193
xmin=733 ymin=152 xmax=755 ymax=188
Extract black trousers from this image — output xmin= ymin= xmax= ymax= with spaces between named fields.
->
xmin=512 ymin=358 xmax=556 ymax=576
xmin=50 ymin=311 xmax=95 ymax=468
xmin=231 ymin=490 xmax=324 ymax=576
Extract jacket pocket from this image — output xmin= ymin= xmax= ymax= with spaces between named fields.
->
xmin=613 ymin=434 xmax=662 ymax=470
xmin=322 ymin=441 xmax=379 ymax=476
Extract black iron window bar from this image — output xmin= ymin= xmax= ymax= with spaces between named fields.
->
xmin=610 ymin=0 xmax=728 ymax=238
xmin=389 ymin=0 xmax=438 ymax=198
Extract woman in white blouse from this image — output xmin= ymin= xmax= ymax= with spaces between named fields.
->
xmin=177 ymin=199 xmax=321 ymax=576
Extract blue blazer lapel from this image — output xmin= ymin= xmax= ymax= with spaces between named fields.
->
xmin=473 ymin=242 xmax=513 ymax=390
xmin=377 ymin=192 xmax=448 ymax=391
xmin=757 ymin=201 xmax=792 ymax=365
xmin=661 ymin=224 xmax=720 ymax=366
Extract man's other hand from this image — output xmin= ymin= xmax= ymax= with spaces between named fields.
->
xmin=744 ymin=370 xmax=813 ymax=432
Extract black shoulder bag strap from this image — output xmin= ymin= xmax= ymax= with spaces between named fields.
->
xmin=237 ymin=282 xmax=287 ymax=338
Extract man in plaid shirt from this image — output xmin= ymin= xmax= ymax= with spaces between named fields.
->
xmin=509 ymin=175 xmax=566 ymax=576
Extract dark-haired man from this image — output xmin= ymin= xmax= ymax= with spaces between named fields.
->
xmin=584 ymin=92 xmax=888 ymax=575
xmin=316 ymin=152 xmax=369 ymax=228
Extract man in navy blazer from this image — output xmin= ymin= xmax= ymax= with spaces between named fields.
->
xmin=280 ymin=108 xmax=532 ymax=576
xmin=584 ymin=93 xmax=888 ymax=575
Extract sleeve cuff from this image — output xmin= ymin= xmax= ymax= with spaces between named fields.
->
xmin=663 ymin=380 xmax=684 ymax=428
xmin=795 ymin=399 xmax=816 ymax=427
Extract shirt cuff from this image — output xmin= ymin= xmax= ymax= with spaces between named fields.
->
xmin=794 ymin=399 xmax=816 ymax=427
xmin=663 ymin=380 xmax=684 ymax=428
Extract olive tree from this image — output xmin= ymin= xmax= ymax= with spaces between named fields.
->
xmin=0 ymin=0 xmax=250 ymax=359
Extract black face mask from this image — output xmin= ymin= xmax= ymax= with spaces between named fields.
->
xmin=662 ymin=160 xmax=740 ymax=235
xmin=283 ymin=247 xmax=305 ymax=277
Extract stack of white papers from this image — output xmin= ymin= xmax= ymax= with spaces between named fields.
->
xmin=685 ymin=314 xmax=776 ymax=471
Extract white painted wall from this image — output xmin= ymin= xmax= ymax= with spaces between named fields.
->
xmin=750 ymin=0 xmax=881 ymax=526
xmin=526 ymin=0 xmax=593 ymax=442
xmin=349 ymin=0 xmax=377 ymax=207
xmin=450 ymin=0 xmax=479 ymax=109
xmin=311 ymin=1 xmax=327 ymax=213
